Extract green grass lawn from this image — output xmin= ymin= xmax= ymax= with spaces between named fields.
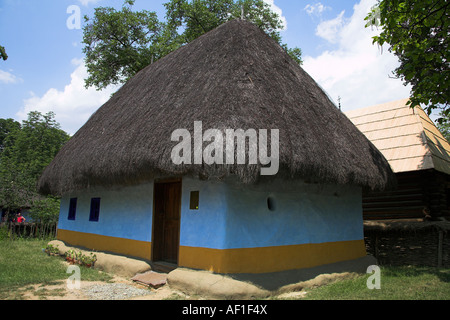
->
xmin=0 ymin=238 xmax=112 ymax=300
xmin=284 ymin=266 xmax=450 ymax=300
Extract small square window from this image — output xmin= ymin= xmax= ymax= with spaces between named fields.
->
xmin=89 ymin=198 xmax=101 ymax=222
xmin=190 ymin=191 xmax=199 ymax=210
xmin=68 ymin=198 xmax=77 ymax=220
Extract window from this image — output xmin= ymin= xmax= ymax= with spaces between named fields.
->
xmin=89 ymin=198 xmax=101 ymax=222
xmin=190 ymin=191 xmax=199 ymax=210
xmin=267 ymin=196 xmax=276 ymax=211
xmin=68 ymin=198 xmax=77 ymax=220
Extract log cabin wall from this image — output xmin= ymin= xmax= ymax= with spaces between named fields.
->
xmin=362 ymin=170 xmax=450 ymax=221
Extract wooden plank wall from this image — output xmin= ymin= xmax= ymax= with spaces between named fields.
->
xmin=363 ymin=170 xmax=450 ymax=220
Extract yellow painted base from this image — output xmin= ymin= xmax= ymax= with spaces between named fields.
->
xmin=57 ymin=229 xmax=152 ymax=261
xmin=179 ymin=240 xmax=367 ymax=274
xmin=57 ymin=229 xmax=366 ymax=274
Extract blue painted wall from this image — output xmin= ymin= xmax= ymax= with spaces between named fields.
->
xmin=58 ymin=177 xmax=363 ymax=252
xmin=58 ymin=183 xmax=154 ymax=242
xmin=179 ymin=177 xmax=229 ymax=249
xmin=178 ymin=177 xmax=363 ymax=250
xmin=224 ymin=178 xmax=363 ymax=249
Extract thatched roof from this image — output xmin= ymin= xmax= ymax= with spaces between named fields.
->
xmin=38 ymin=19 xmax=395 ymax=196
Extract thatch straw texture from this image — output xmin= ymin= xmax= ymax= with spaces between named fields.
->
xmin=38 ymin=19 xmax=395 ymax=196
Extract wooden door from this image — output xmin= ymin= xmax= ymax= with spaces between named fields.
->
xmin=152 ymin=181 xmax=182 ymax=264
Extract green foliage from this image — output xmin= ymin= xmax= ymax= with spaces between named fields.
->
xmin=0 ymin=118 xmax=20 ymax=154
xmin=82 ymin=0 xmax=302 ymax=90
xmin=0 ymin=111 xmax=70 ymax=216
xmin=164 ymin=0 xmax=302 ymax=64
xmin=44 ymin=244 xmax=60 ymax=255
xmin=82 ymin=0 xmax=162 ymax=90
xmin=29 ymin=196 xmax=61 ymax=224
xmin=365 ymin=0 xmax=449 ymax=117
xmin=436 ymin=110 xmax=450 ymax=141
xmin=165 ymin=0 xmax=282 ymax=43
xmin=0 ymin=45 xmax=7 ymax=61
xmin=6 ymin=111 xmax=70 ymax=180
xmin=65 ymin=249 xmax=97 ymax=267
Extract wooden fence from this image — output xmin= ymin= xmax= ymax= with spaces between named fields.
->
xmin=364 ymin=220 xmax=450 ymax=268
xmin=1 ymin=222 xmax=58 ymax=240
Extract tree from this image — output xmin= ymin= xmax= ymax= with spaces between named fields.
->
xmin=0 ymin=118 xmax=20 ymax=154
xmin=5 ymin=111 xmax=70 ymax=180
xmin=365 ymin=0 xmax=449 ymax=120
xmin=165 ymin=0 xmax=282 ymax=43
xmin=164 ymin=0 xmax=302 ymax=63
xmin=83 ymin=0 xmax=302 ymax=90
xmin=0 ymin=45 xmax=7 ymax=61
xmin=436 ymin=110 xmax=450 ymax=142
xmin=0 ymin=111 xmax=70 ymax=218
xmin=29 ymin=196 xmax=61 ymax=224
xmin=82 ymin=0 xmax=162 ymax=90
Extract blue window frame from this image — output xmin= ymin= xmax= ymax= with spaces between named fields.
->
xmin=68 ymin=198 xmax=77 ymax=220
xmin=89 ymin=198 xmax=101 ymax=222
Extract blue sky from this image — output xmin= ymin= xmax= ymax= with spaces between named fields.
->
xmin=0 ymin=0 xmax=414 ymax=135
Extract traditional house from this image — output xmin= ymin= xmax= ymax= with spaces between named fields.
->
xmin=38 ymin=19 xmax=394 ymax=274
xmin=346 ymin=99 xmax=450 ymax=221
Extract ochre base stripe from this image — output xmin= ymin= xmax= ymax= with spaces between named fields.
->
xmin=57 ymin=229 xmax=365 ymax=274
xmin=179 ymin=240 xmax=366 ymax=274
xmin=57 ymin=229 xmax=152 ymax=261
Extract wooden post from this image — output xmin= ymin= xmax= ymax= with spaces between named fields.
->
xmin=375 ymin=234 xmax=379 ymax=260
xmin=438 ymin=230 xmax=443 ymax=268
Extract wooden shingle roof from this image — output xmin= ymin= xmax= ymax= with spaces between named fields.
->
xmin=346 ymin=99 xmax=450 ymax=175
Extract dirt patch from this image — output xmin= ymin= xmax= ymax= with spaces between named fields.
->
xmin=15 ymin=274 xmax=186 ymax=301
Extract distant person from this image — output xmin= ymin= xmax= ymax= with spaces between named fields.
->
xmin=16 ymin=213 xmax=26 ymax=223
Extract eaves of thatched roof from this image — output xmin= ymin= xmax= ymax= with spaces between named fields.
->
xmin=38 ymin=19 xmax=395 ymax=196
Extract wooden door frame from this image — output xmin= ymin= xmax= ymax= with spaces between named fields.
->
xmin=151 ymin=178 xmax=182 ymax=265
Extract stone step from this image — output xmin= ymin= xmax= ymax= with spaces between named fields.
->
xmin=131 ymin=271 xmax=167 ymax=289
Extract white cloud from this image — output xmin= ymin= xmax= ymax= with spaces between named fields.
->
xmin=315 ymin=10 xmax=346 ymax=44
xmin=263 ymin=0 xmax=287 ymax=30
xmin=304 ymin=3 xmax=331 ymax=17
xmin=78 ymin=0 xmax=102 ymax=6
xmin=0 ymin=69 xmax=22 ymax=84
xmin=302 ymin=0 xmax=411 ymax=111
xmin=17 ymin=59 xmax=119 ymax=135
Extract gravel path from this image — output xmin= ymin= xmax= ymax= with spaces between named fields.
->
xmin=81 ymin=283 xmax=154 ymax=300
